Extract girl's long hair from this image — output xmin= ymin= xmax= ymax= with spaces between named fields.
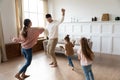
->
xmin=80 ymin=37 xmax=94 ymax=61
xmin=21 ymin=19 xmax=31 ymax=38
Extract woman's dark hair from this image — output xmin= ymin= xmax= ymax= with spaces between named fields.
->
xmin=45 ymin=14 xmax=52 ymax=18
xmin=80 ymin=37 xmax=94 ymax=61
xmin=21 ymin=19 xmax=31 ymax=38
xmin=64 ymin=35 xmax=70 ymax=42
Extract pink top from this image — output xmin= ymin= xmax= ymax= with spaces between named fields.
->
xmin=77 ymin=48 xmax=93 ymax=66
xmin=13 ymin=27 xmax=44 ymax=49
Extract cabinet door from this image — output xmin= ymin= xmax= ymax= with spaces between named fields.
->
xmin=81 ymin=23 xmax=91 ymax=34
xmin=101 ymin=36 xmax=112 ymax=54
xmin=112 ymin=37 xmax=120 ymax=55
xmin=91 ymin=36 xmax=101 ymax=53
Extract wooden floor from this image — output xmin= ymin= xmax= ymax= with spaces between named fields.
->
xmin=0 ymin=51 xmax=120 ymax=80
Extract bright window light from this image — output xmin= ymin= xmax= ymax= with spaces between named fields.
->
xmin=23 ymin=0 xmax=46 ymax=37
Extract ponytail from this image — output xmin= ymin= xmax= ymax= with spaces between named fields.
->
xmin=21 ymin=26 xmax=28 ymax=38
xmin=21 ymin=19 xmax=31 ymax=38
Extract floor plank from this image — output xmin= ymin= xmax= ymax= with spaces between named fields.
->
xmin=0 ymin=51 xmax=120 ymax=80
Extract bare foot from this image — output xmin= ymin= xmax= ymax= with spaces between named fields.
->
xmin=67 ymin=63 xmax=70 ymax=66
xmin=21 ymin=75 xmax=30 ymax=79
xmin=49 ymin=62 xmax=54 ymax=65
xmin=15 ymin=74 xmax=23 ymax=80
xmin=51 ymin=64 xmax=58 ymax=67
xmin=72 ymin=67 xmax=74 ymax=70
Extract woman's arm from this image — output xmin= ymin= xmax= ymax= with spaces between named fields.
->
xmin=32 ymin=27 xmax=45 ymax=34
xmin=12 ymin=35 xmax=25 ymax=43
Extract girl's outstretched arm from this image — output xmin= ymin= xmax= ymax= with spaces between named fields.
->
xmin=77 ymin=49 xmax=81 ymax=60
xmin=12 ymin=36 xmax=25 ymax=43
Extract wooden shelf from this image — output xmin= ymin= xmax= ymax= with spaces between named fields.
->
xmin=32 ymin=39 xmax=44 ymax=53
xmin=5 ymin=39 xmax=45 ymax=59
xmin=5 ymin=43 xmax=21 ymax=59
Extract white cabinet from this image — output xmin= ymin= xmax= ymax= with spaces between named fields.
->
xmin=101 ymin=36 xmax=112 ymax=54
xmin=91 ymin=23 xmax=101 ymax=34
xmin=113 ymin=23 xmax=120 ymax=34
xmin=81 ymin=23 xmax=91 ymax=34
xmin=112 ymin=37 xmax=120 ymax=55
xmin=91 ymin=36 xmax=101 ymax=52
xmin=59 ymin=21 xmax=120 ymax=55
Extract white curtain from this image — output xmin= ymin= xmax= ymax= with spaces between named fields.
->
xmin=15 ymin=0 xmax=23 ymax=36
xmin=0 ymin=13 xmax=8 ymax=63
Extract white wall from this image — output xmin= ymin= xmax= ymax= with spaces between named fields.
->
xmin=0 ymin=0 xmax=120 ymax=43
xmin=48 ymin=0 xmax=120 ymax=22
xmin=0 ymin=0 xmax=17 ymax=44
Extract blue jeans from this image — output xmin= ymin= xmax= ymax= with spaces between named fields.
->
xmin=67 ymin=56 xmax=74 ymax=67
xmin=19 ymin=48 xmax=32 ymax=74
xmin=82 ymin=65 xmax=94 ymax=80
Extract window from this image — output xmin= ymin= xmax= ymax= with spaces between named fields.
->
xmin=23 ymin=0 xmax=47 ymax=37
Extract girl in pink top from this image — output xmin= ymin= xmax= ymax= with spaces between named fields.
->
xmin=77 ymin=37 xmax=94 ymax=80
xmin=12 ymin=19 xmax=44 ymax=80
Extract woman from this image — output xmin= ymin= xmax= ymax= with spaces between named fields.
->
xmin=12 ymin=19 xmax=44 ymax=80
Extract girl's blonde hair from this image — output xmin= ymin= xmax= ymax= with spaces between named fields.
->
xmin=80 ymin=37 xmax=94 ymax=60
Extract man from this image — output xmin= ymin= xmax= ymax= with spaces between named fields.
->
xmin=45 ymin=8 xmax=65 ymax=67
